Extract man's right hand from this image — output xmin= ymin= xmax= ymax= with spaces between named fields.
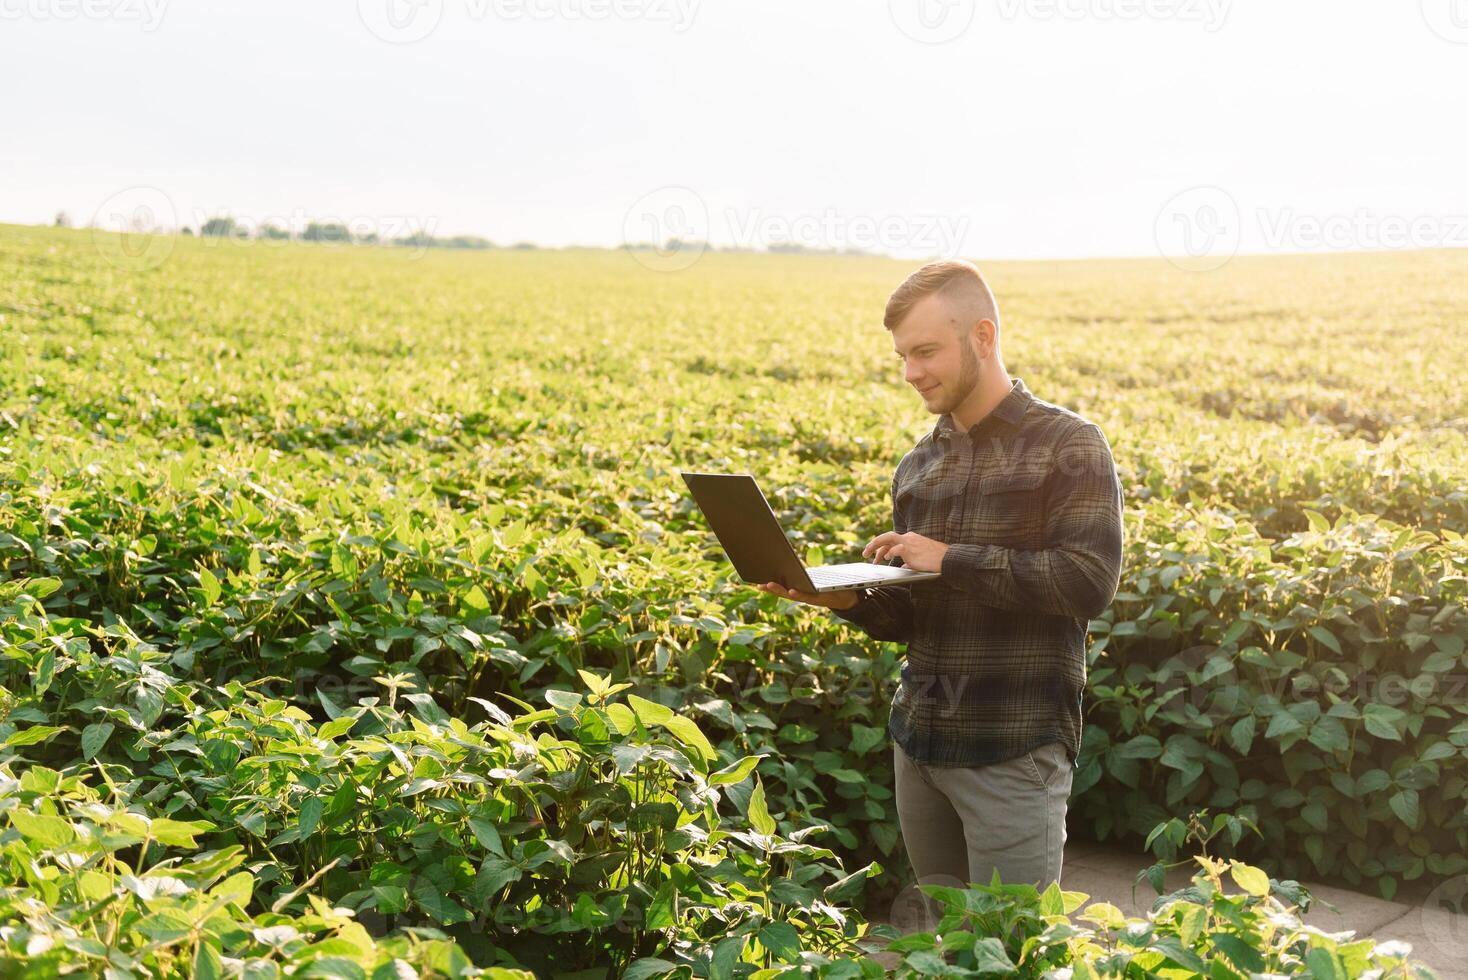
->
xmin=757 ymin=582 xmax=859 ymax=610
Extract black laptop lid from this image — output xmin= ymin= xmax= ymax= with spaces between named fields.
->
xmin=679 ymin=472 xmax=813 ymax=591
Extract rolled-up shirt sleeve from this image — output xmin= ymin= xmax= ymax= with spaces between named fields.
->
xmin=831 ymin=472 xmax=915 ymax=642
xmin=939 ymin=422 xmax=1123 ymax=622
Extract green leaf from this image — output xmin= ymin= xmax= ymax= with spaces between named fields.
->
xmin=1362 ymin=703 xmax=1405 ymax=741
xmin=825 ymin=862 xmax=879 ymax=902
xmin=759 ymin=922 xmax=801 ymax=963
xmin=1307 ymin=716 xmax=1349 ymax=754
xmin=23 ymin=577 xmax=62 ymax=599
xmin=299 ymin=797 xmax=323 ymax=839
xmin=708 ymin=755 xmax=761 ymax=786
xmin=478 ymin=855 xmax=521 ymax=894
xmin=1303 ymin=509 xmax=1330 ymax=533
xmin=460 ymin=584 xmax=491 ymax=613
xmin=544 ymin=688 xmax=583 ymax=710
xmin=1389 ymin=789 xmax=1420 ymax=828
xmin=644 ymin=880 xmax=676 ymax=929
xmin=1308 ymin=625 xmax=1343 ymax=656
xmin=623 ymin=960 xmax=678 ymax=980
xmin=150 ymin=818 xmax=215 ymax=848
xmin=1113 ymin=735 xmax=1162 ymax=759
xmin=1211 ymin=932 xmax=1265 ymax=973
xmin=709 ymin=935 xmax=745 ymax=980
xmin=747 ymin=775 xmax=777 ymax=836
xmin=627 ymin=693 xmax=674 ymax=726
xmin=659 ymin=713 xmax=716 ymax=765
xmin=850 ymin=723 xmax=886 ymax=755
xmin=1305 ymin=948 xmax=1348 ymax=980
xmin=1228 ymin=715 xmax=1256 ymax=755
xmin=604 ymin=702 xmax=637 ymax=735
xmin=1150 ymin=936 xmax=1207 ymax=973
xmin=5 ymin=725 xmax=65 ymax=747
xmin=1229 ymin=861 xmax=1270 ymax=897
xmin=317 ymin=712 xmax=359 ymax=742
xmin=1300 ymin=801 xmax=1329 ymax=832
xmin=10 ymin=810 xmax=74 ymax=849
xmin=81 ymin=721 xmax=115 ymax=760
xmin=412 ymin=880 xmax=472 ymax=926
xmin=198 ymin=566 xmax=222 ymax=606
xmin=211 ymin=871 xmax=254 ymax=909
xmin=470 ymin=817 xmax=505 ymax=856
xmin=970 ymin=937 xmax=1016 ymax=973
xmin=576 ymin=668 xmax=609 ymax=695
xmin=1265 ymin=711 xmax=1305 ymax=739
xmin=35 ymin=650 xmax=55 ymax=695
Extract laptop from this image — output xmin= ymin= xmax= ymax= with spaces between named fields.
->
xmin=679 ymin=471 xmax=943 ymax=593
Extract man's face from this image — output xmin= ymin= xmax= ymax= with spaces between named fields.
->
xmin=891 ymin=293 xmax=984 ymax=415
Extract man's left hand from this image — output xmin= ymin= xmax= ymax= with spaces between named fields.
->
xmin=862 ymin=531 xmax=950 ymax=573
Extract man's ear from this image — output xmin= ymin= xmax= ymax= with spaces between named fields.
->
xmin=975 ymin=318 xmax=998 ymax=357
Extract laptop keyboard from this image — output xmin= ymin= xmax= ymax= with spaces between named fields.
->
xmin=809 ymin=565 xmax=895 ymax=586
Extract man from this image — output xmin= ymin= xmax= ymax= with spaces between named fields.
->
xmin=758 ymin=259 xmax=1123 ymax=914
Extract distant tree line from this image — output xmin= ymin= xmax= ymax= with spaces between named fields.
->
xmin=193 ymin=215 xmax=502 ymax=250
xmin=51 ymin=209 xmax=870 ymax=256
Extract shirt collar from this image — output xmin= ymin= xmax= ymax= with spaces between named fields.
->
xmin=930 ymin=377 xmax=1032 ymax=445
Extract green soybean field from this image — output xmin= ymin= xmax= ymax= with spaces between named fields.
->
xmin=0 ymin=222 xmax=1463 ymax=977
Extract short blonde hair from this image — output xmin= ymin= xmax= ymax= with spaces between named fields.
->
xmin=884 ymin=259 xmax=998 ymax=333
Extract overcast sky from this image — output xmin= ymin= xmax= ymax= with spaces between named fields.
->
xmin=3 ymin=0 xmax=1467 ymax=260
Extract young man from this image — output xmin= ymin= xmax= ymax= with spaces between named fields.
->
xmin=758 ymin=259 xmax=1123 ymax=917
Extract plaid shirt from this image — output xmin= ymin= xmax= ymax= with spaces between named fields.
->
xmin=832 ymin=377 xmax=1123 ymax=768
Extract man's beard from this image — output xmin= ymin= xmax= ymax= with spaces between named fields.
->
xmin=939 ymin=339 xmax=982 ymax=414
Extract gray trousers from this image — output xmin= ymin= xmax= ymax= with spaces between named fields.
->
xmin=889 ymin=740 xmax=1072 ymax=930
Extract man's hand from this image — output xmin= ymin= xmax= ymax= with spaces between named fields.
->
xmin=756 ymin=582 xmax=859 ymax=610
xmin=862 ymin=531 xmax=950 ymax=573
